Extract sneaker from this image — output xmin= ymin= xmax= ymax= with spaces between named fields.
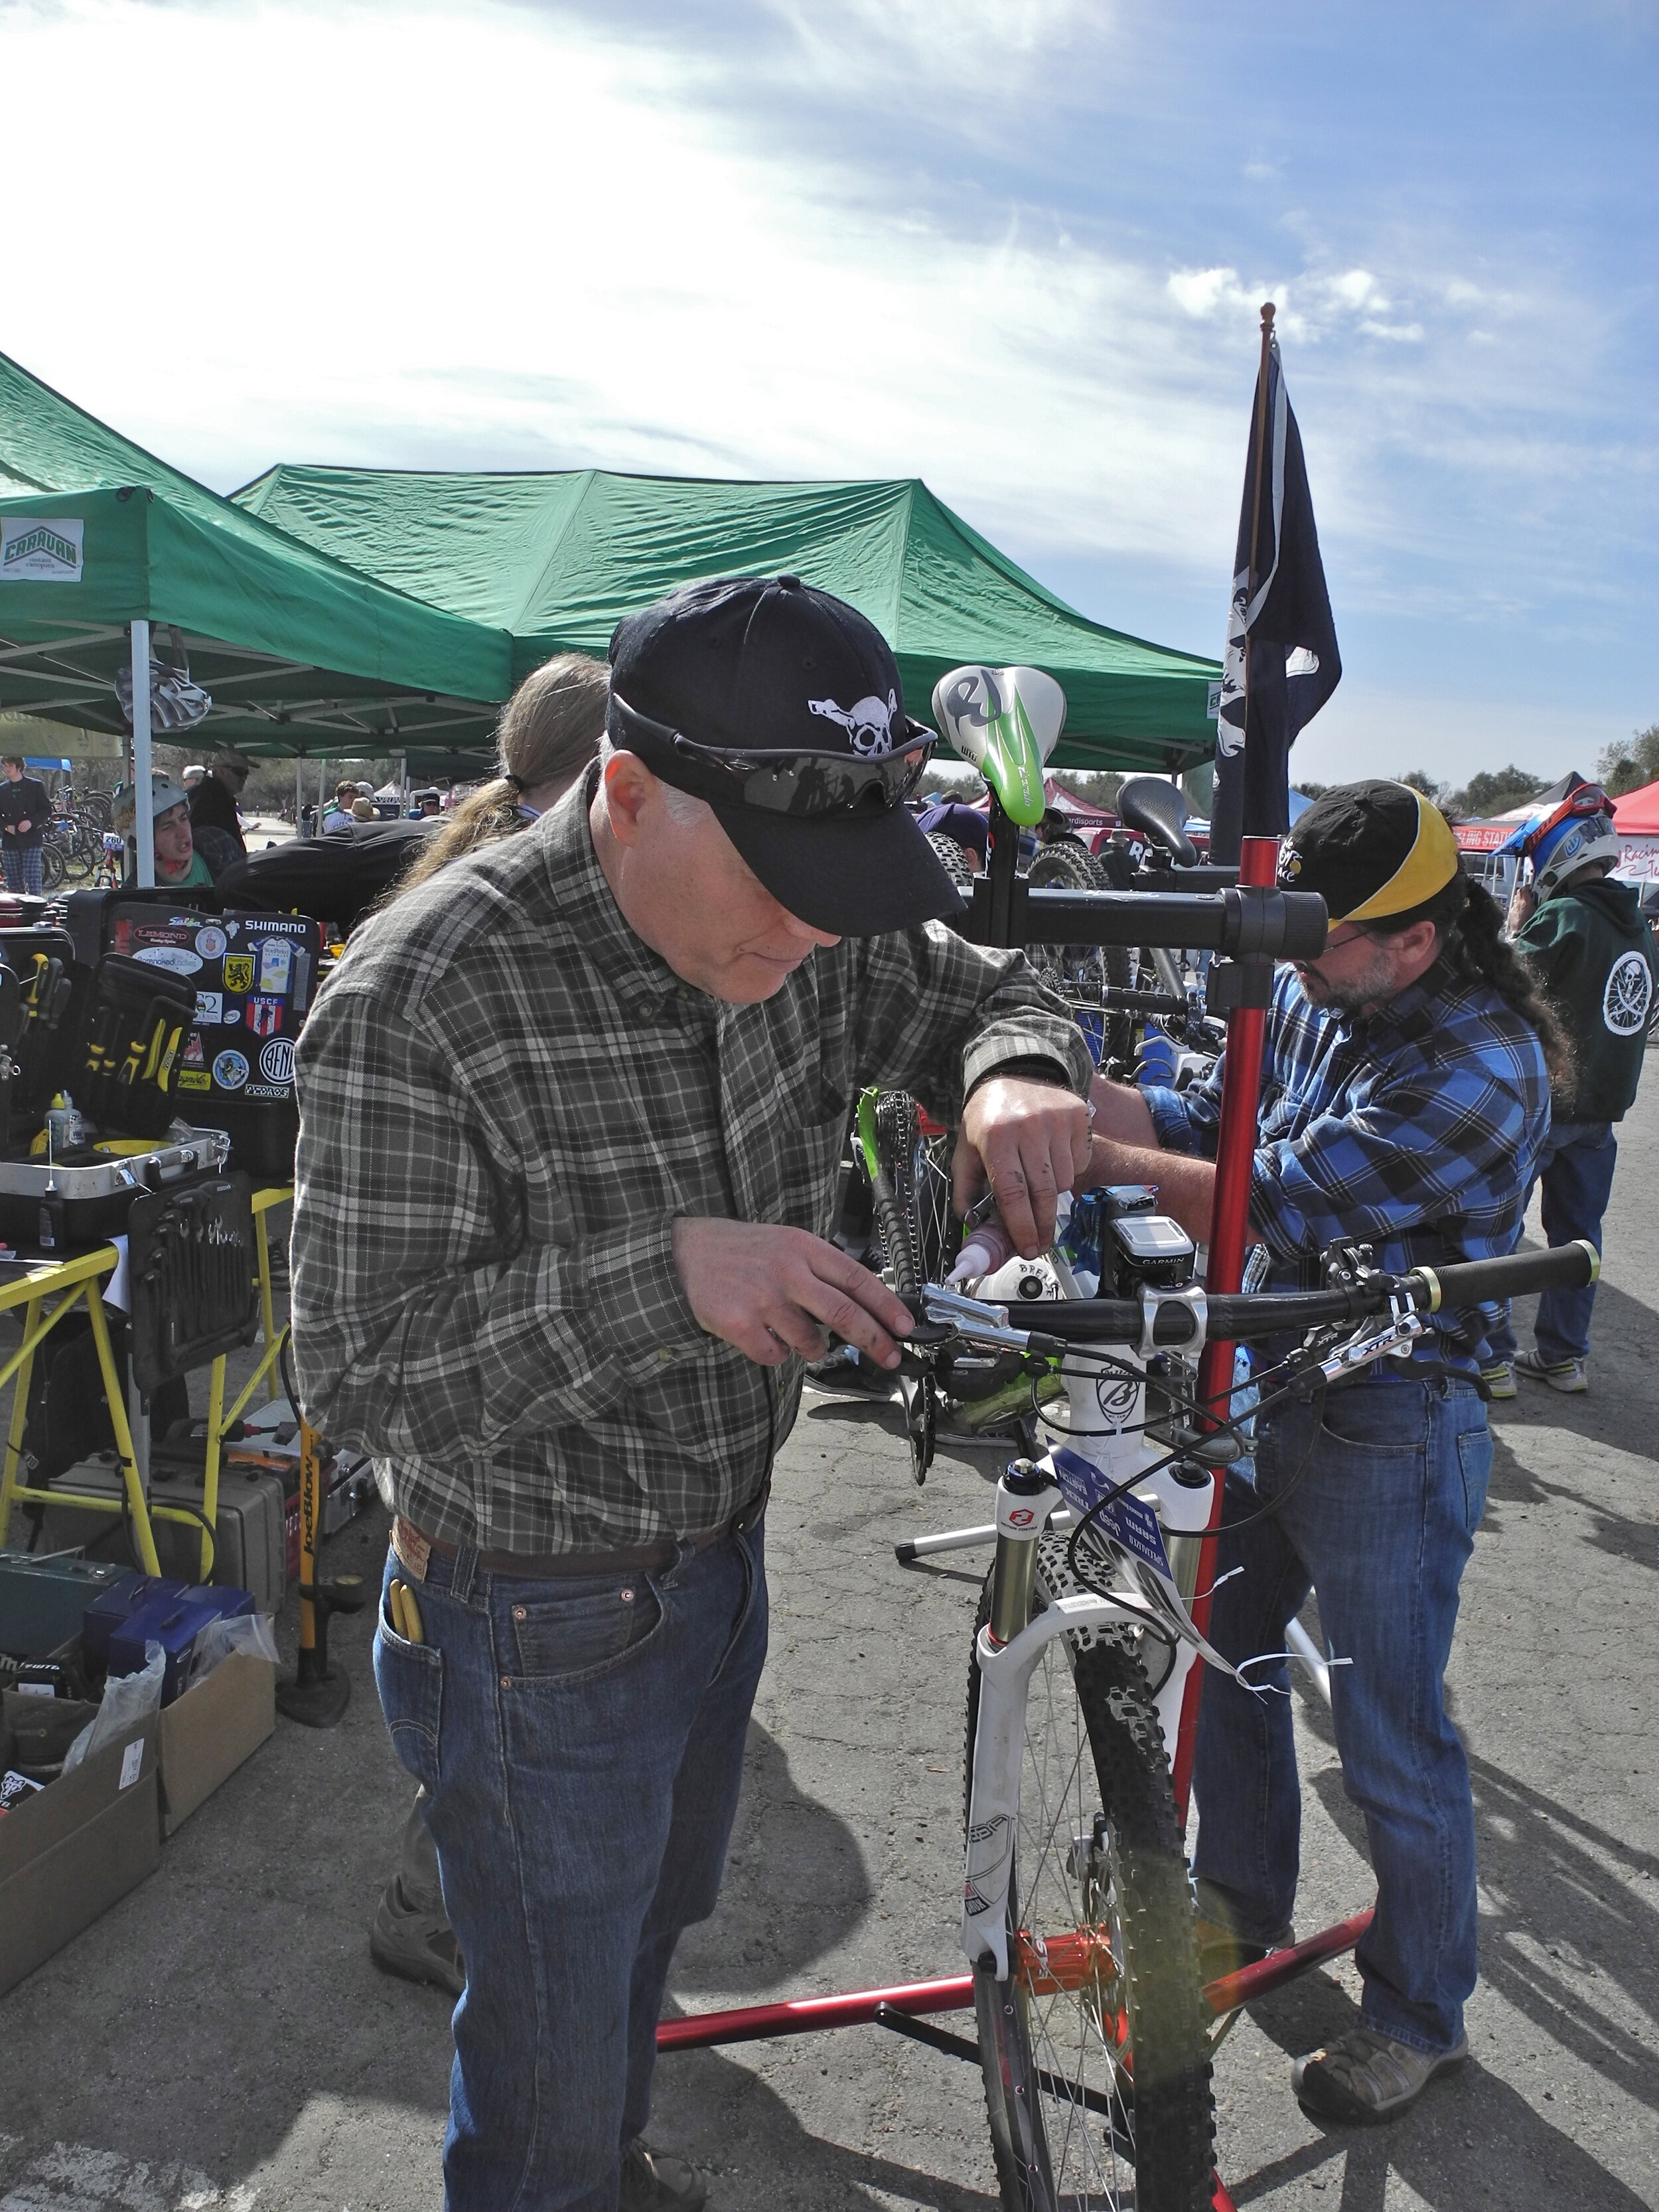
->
xmin=1292 ymin=2025 xmax=1468 ymax=2124
xmin=1515 ymin=1349 xmax=1588 ymax=1394
xmin=1480 ymin=1361 xmax=1516 ymax=1400
xmin=619 ymin=2142 xmax=708 ymax=2212
xmin=368 ymin=1877 xmax=465 ymax=1998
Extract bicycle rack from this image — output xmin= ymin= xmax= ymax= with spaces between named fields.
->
xmin=658 ymin=820 xmax=1360 ymax=2212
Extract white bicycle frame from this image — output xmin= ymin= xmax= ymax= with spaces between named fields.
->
xmin=944 ymin=1274 xmax=1429 ymax=1978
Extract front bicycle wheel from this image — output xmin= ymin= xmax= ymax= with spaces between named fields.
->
xmin=966 ymin=1550 xmax=1214 ymax=2212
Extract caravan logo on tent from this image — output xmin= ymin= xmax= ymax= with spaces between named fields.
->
xmin=0 ymin=518 xmax=84 ymax=582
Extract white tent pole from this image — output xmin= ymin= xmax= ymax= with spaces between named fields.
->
xmin=295 ymin=755 xmax=303 ymax=827
xmin=131 ymin=619 xmax=154 ymax=887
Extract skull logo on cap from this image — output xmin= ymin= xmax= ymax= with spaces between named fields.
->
xmin=808 ymin=690 xmax=900 ymax=758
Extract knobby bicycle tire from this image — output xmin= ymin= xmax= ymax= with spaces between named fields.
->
xmin=1026 ymin=842 xmax=1133 ymax=999
xmin=871 ymin=1091 xmax=960 ymax=1292
xmin=965 ymin=1552 xmax=1214 ymax=2212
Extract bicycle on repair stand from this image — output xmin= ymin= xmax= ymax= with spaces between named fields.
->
xmin=898 ymin=1226 xmax=1597 ymax=2212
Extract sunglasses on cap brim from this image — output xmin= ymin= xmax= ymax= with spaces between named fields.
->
xmin=611 ymin=694 xmax=934 ymax=818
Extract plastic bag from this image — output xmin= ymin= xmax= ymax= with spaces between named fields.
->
xmin=62 ymin=1640 xmax=165 ymax=1772
xmin=186 ymin=1609 xmax=279 ymax=1690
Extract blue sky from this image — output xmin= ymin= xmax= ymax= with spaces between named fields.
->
xmin=5 ymin=0 xmax=1654 ymax=783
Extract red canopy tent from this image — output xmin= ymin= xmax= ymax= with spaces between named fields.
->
xmin=1613 ymin=778 xmax=1659 ymax=834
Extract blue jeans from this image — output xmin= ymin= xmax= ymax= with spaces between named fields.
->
xmin=374 ymin=1521 xmax=768 ymax=2212
xmin=1192 ymin=1373 xmax=1492 ymax=2055
xmin=1484 ymin=1120 xmax=1617 ymax=1365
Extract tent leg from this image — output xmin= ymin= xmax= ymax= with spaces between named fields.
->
xmin=295 ymin=755 xmax=303 ymax=830
xmin=131 ymin=619 xmax=154 ymax=887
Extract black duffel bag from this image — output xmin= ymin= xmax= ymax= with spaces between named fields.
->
xmin=215 ymin=820 xmax=437 ymax=937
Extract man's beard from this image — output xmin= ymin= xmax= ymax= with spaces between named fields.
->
xmin=1295 ymin=941 xmax=1398 ymax=1015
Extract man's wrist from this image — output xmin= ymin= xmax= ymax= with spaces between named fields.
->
xmin=964 ymin=1055 xmax=1079 ymax=1104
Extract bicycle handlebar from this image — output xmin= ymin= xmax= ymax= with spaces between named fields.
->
xmin=960 ymin=881 xmax=1328 ymax=960
xmin=943 ymin=1239 xmax=1600 ymax=1351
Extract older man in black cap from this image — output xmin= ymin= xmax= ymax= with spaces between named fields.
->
xmin=1084 ymin=780 xmax=1562 ymax=2125
xmin=188 ymin=745 xmax=251 ymax=859
xmin=290 ymin=575 xmax=1093 ymax=2212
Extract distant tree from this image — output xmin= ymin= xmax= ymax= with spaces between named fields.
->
xmin=1049 ymin=770 xmax=1123 ymax=809
xmin=917 ymin=763 xmax=984 ymax=802
xmin=1397 ymin=769 xmax=1446 ymax=802
xmin=1293 ymin=781 xmax=1331 ymax=801
xmin=1596 ymin=723 xmax=1659 ymax=799
xmin=1447 ymin=765 xmax=1548 ymax=819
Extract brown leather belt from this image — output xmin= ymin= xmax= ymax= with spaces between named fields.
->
xmin=397 ymin=1484 xmax=768 ymax=1582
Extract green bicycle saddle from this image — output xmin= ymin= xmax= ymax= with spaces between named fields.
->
xmin=930 ymin=666 xmax=1066 ymax=829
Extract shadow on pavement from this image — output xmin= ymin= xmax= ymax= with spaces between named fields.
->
xmin=654 ymin=2037 xmax=1000 ymax=2212
xmin=1234 ymin=1974 xmax=1653 ymax=2211
xmin=673 ymin=1722 xmax=872 ymax=1994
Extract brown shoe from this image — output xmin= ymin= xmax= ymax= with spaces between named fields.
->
xmin=619 ymin=2142 xmax=708 ymax=2212
xmin=1293 ymin=2026 xmax=1469 ymax=2124
xmin=368 ymin=1877 xmax=465 ymax=1998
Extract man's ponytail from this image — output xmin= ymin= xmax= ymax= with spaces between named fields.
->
xmin=1423 ymin=877 xmax=1573 ymax=1094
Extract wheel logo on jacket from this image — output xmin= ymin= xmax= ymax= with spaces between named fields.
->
xmin=1603 ymin=950 xmax=1652 ymax=1036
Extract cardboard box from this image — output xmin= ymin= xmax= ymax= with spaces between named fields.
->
xmin=157 ymin=1651 xmax=275 ymax=1836
xmin=0 ymin=1718 xmax=159 ymax=1998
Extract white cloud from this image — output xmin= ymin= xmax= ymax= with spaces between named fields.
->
xmin=0 ymin=0 xmax=1646 ymax=686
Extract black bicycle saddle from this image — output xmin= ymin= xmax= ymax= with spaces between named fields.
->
xmin=1116 ymin=776 xmax=1198 ymax=866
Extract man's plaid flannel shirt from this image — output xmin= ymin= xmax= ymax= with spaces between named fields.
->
xmin=290 ymin=771 xmax=1093 ymax=1554
xmin=1144 ymin=956 xmax=1551 ymax=1367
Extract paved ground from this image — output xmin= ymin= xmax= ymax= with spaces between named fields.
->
xmin=1 ymin=1088 xmax=1654 ymax=2211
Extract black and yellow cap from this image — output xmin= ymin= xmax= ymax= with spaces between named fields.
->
xmin=1278 ymin=779 xmax=1462 ymax=923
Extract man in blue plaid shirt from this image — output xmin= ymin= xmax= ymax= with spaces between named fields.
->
xmin=1085 ymin=781 xmax=1560 ymax=2124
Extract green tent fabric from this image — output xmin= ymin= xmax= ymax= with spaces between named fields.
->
xmin=0 ymin=352 xmax=509 ymax=758
xmin=235 ymin=469 xmax=1222 ymax=774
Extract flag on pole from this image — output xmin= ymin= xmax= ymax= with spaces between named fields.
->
xmin=1210 ymin=321 xmax=1341 ymax=865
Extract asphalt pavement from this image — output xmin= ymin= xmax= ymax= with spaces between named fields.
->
xmin=0 ymin=1086 xmax=1654 ymax=2211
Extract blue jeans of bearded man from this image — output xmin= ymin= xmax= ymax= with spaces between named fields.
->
xmin=1192 ymin=1372 xmax=1492 ymax=2056
xmin=374 ymin=1521 xmax=768 ymax=2212
xmin=1484 ymin=1120 xmax=1617 ymax=1366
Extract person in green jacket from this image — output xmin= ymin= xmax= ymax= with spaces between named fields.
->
xmin=1483 ymin=786 xmax=1658 ymax=1394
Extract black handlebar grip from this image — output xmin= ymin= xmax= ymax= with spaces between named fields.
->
xmin=1411 ymin=1240 xmax=1599 ymax=1311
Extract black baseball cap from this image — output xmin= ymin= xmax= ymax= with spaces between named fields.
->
xmin=607 ymin=575 xmax=965 ymax=935
xmin=1279 ymin=778 xmax=1462 ymax=923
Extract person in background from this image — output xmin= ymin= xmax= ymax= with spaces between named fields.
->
xmin=1038 ymin=803 xmax=1090 ymax=851
xmin=188 ymin=747 xmax=252 ymax=858
xmin=1482 ymin=786 xmax=1657 ymax=1394
xmin=350 ymin=797 xmax=377 ymax=822
xmin=1083 ymin=780 xmax=1559 ymax=2124
xmin=368 ymin=649 xmax=613 ymax=1998
xmin=0 ymin=756 xmax=52 ymax=895
xmin=181 ymin=765 xmax=206 ymax=790
xmin=113 ymin=774 xmax=218 ymax=888
xmin=915 ymin=797 xmax=988 ymax=875
xmin=322 ymin=780 xmax=358 ymax=834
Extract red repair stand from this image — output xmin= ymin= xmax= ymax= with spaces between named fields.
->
xmin=658 ymin=834 xmax=1370 ymax=2212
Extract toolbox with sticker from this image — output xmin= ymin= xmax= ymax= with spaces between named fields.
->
xmin=100 ymin=904 xmax=321 ymax=1180
xmin=0 ymin=1126 xmax=230 ymax=1249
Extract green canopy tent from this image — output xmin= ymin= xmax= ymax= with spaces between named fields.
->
xmin=0 ymin=350 xmax=511 ymax=879
xmin=234 ymin=469 xmax=1222 ymax=776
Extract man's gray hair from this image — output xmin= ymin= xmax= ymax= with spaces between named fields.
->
xmin=597 ymin=734 xmax=711 ymax=830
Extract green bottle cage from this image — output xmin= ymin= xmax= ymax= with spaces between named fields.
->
xmin=930 ymin=666 xmax=1066 ymax=828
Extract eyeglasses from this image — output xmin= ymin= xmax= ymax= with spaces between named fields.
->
xmin=1319 ymin=924 xmax=1373 ymax=952
xmin=611 ymin=694 xmax=934 ymax=818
